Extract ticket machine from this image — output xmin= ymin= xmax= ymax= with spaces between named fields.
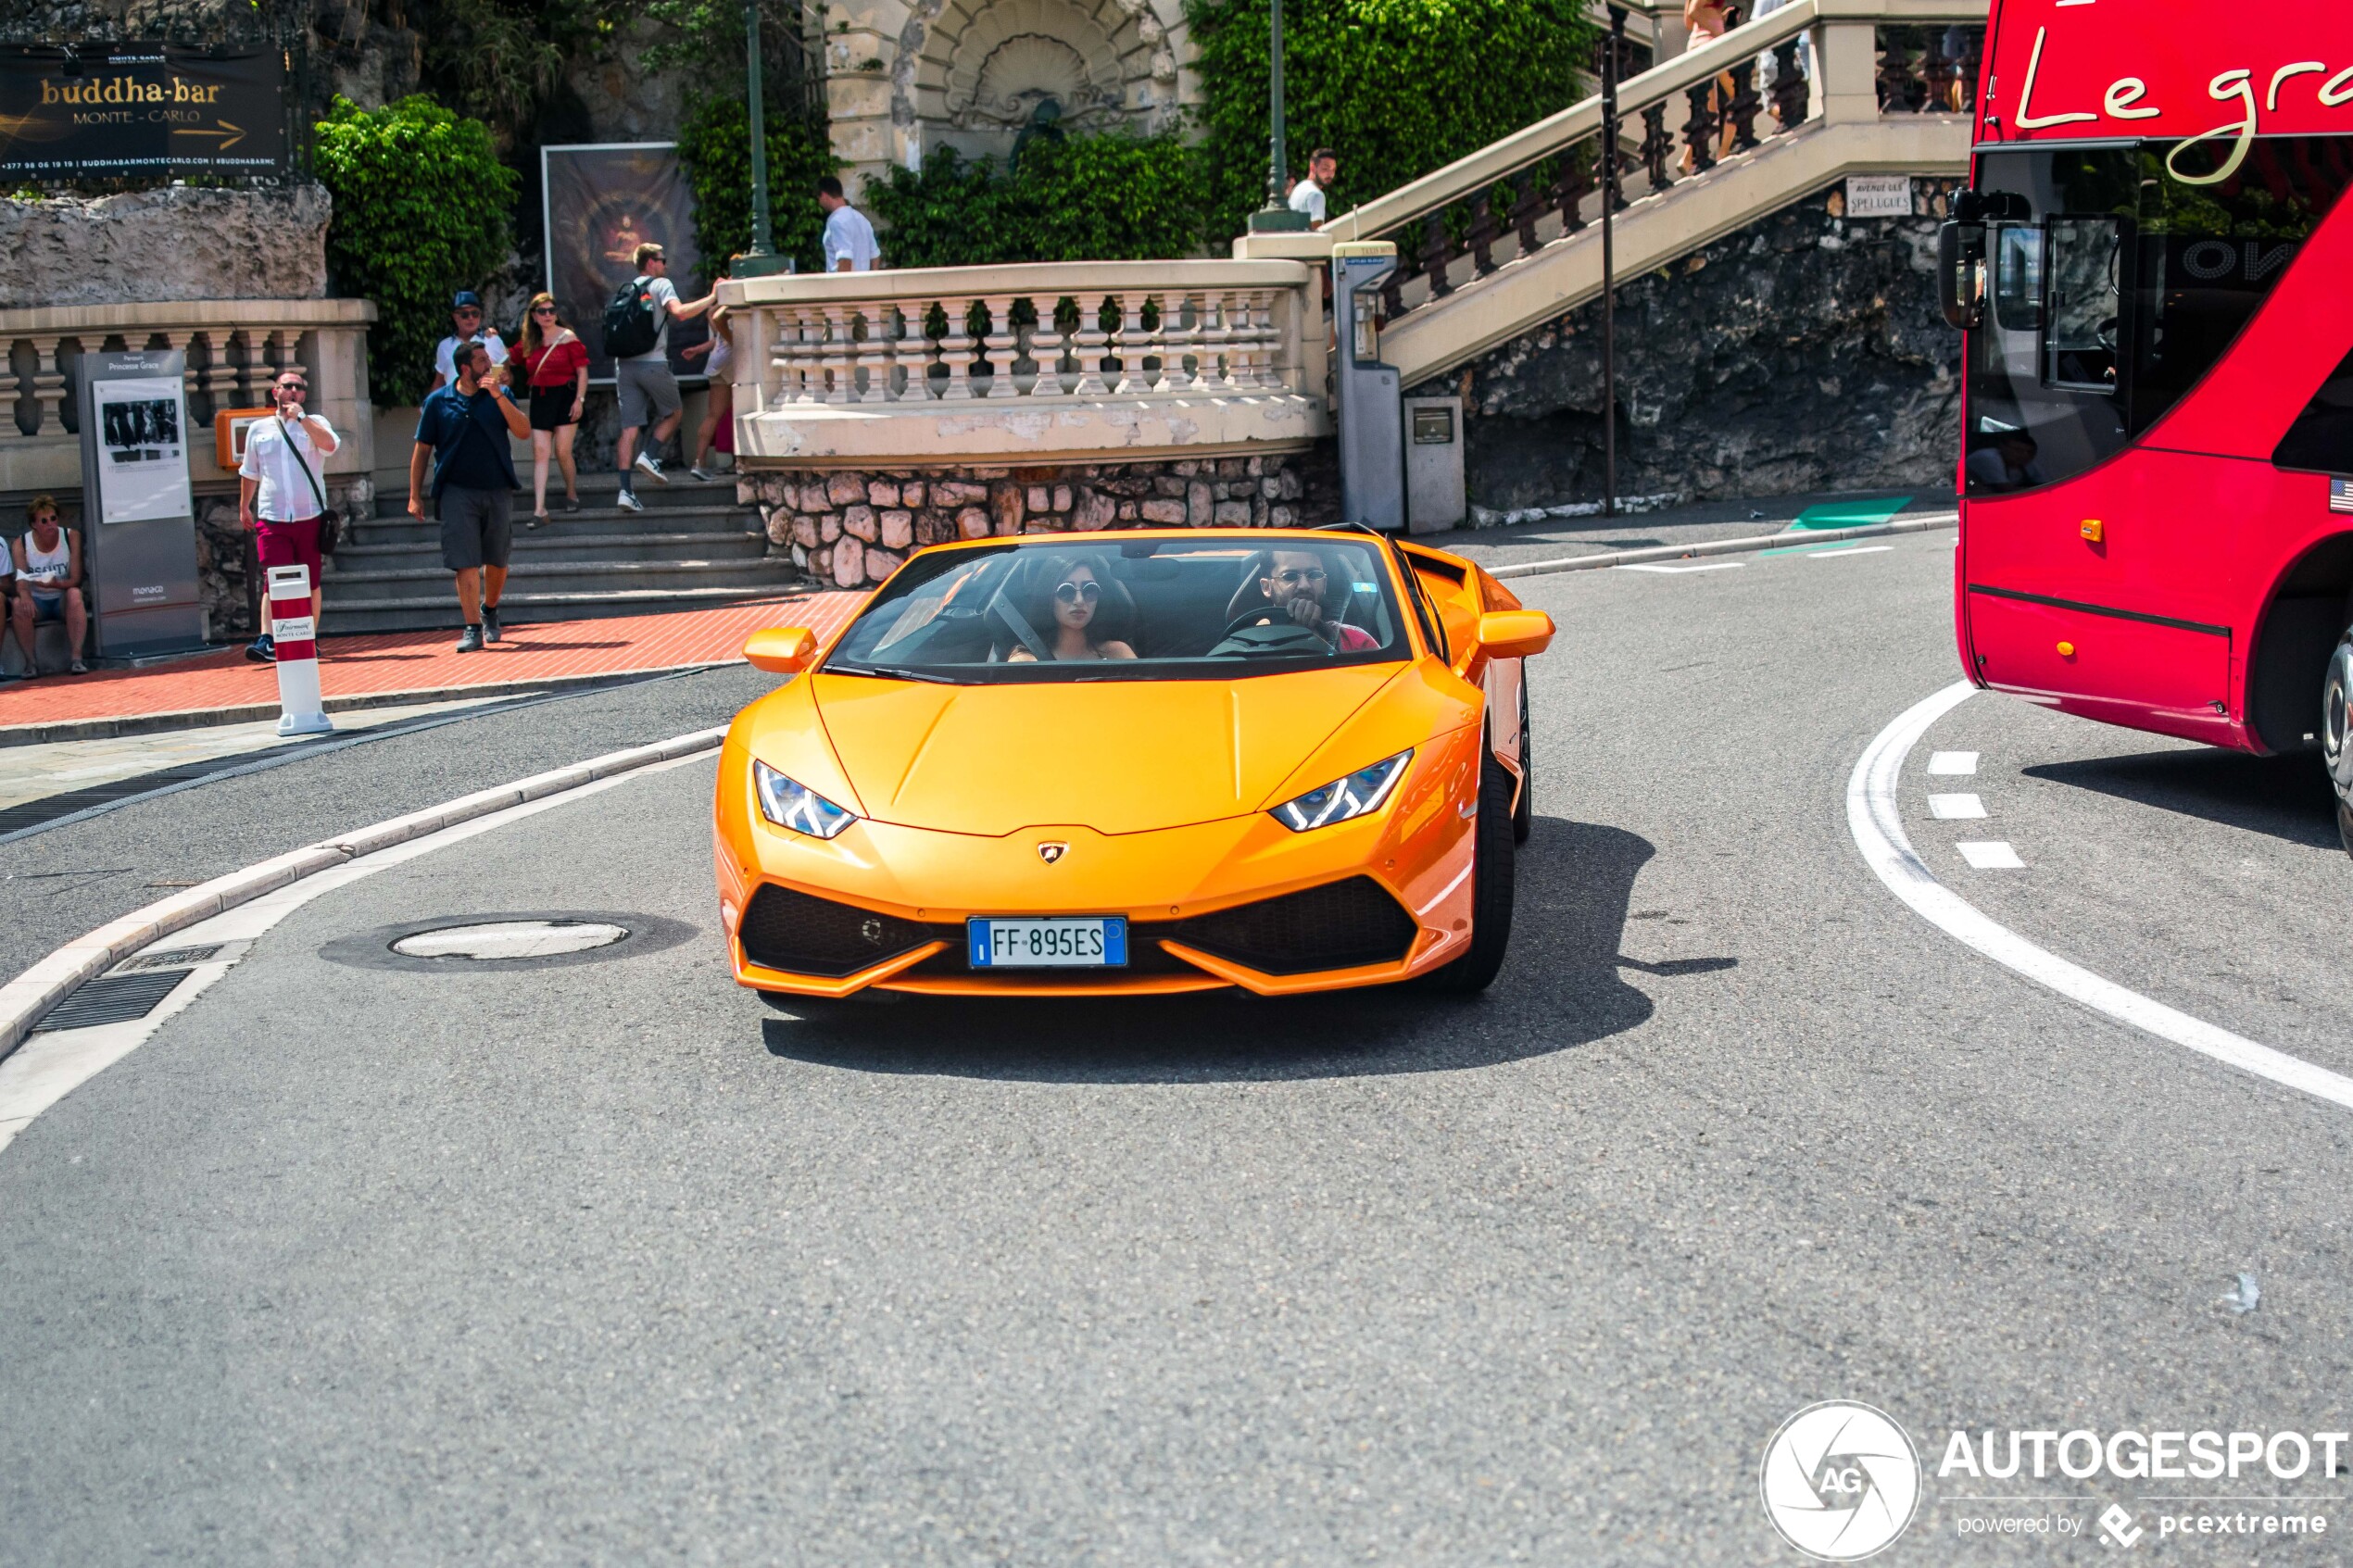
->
xmin=1331 ymin=241 xmax=1405 ymax=533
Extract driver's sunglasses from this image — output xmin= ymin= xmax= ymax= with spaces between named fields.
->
xmin=1052 ymin=581 xmax=1102 ymax=606
xmin=1270 ymin=568 xmax=1327 ymax=586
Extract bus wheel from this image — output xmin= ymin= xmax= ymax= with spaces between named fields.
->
xmin=2324 ymin=633 xmax=2353 ymax=858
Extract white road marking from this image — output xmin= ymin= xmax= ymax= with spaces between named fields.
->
xmin=1928 ymin=751 xmax=1979 ymax=775
xmin=1805 ymin=546 xmax=1895 ymax=558
xmin=1929 ymin=793 xmax=1988 ymax=820
xmin=0 ymin=747 xmax=713 ymax=1157
xmin=1618 ymin=561 xmax=1746 ymax=574
xmin=1850 ymin=682 xmax=2353 ymax=1115
xmin=1957 ymin=841 xmax=2025 ymax=870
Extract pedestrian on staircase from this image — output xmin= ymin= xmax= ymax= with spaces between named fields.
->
xmin=609 ymin=241 xmax=715 ymax=514
xmin=238 ymin=369 xmax=340 ymax=664
xmin=409 ymin=340 xmax=531 ymax=652
xmin=516 ymin=291 xmax=588 ymax=526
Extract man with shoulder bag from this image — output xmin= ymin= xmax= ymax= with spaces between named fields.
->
xmin=410 ymin=340 xmax=532 ymax=651
xmin=238 ymin=369 xmax=341 ymax=664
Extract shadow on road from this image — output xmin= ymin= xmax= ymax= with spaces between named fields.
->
xmin=2024 ymin=749 xmax=2338 ymax=850
xmin=759 ymin=820 xmax=1715 ymax=1083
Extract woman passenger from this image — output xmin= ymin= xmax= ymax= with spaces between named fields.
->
xmin=1010 ymin=558 xmax=1137 ymax=662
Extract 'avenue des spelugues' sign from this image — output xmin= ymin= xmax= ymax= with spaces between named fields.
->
xmin=0 ymin=44 xmax=288 ymax=178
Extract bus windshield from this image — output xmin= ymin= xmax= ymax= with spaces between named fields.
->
xmin=1965 ymin=138 xmax=2353 ymax=496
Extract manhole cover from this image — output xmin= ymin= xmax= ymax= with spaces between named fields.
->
xmin=392 ymin=920 xmax=630 ymax=960
xmin=320 ymin=911 xmax=698 ymax=974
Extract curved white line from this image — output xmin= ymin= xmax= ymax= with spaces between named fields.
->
xmin=1849 ymin=681 xmax=2353 ymax=1114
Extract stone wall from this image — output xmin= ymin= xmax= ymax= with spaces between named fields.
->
xmin=0 ymin=185 xmax=331 ymax=308
xmin=743 ymin=453 xmax=1327 ymax=588
xmin=1421 ymin=185 xmax=1965 ymax=513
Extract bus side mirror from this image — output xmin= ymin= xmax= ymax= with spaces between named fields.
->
xmin=744 ymin=627 xmax=818 ymax=673
xmin=1477 ymin=610 xmax=1554 ymax=661
xmin=1939 ymin=221 xmax=1986 ymax=330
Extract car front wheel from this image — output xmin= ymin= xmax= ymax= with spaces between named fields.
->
xmin=2323 ymin=632 xmax=2353 ymax=858
xmin=1420 ymin=746 xmax=1518 ymax=994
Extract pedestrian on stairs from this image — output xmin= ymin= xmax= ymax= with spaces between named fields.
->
xmin=609 ymin=241 xmax=715 ymax=514
xmin=238 ymin=369 xmax=340 ymax=664
xmin=409 ymin=340 xmax=531 ymax=652
xmin=516 ymin=291 xmax=588 ymax=526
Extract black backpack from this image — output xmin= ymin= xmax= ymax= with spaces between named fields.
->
xmin=601 ymin=274 xmax=661 ymax=358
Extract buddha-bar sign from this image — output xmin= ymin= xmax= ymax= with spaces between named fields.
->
xmin=0 ymin=44 xmax=288 ymax=178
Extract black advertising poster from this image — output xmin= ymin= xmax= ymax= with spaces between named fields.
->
xmin=0 ymin=44 xmax=289 ymax=178
xmin=540 ymin=143 xmax=709 ymax=380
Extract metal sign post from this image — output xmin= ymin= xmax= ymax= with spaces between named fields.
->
xmin=1603 ymin=5 xmax=1627 ymax=520
xmin=75 ymin=348 xmax=203 ymax=659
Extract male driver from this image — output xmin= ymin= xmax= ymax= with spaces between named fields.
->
xmin=818 ymin=176 xmax=879 ymax=272
xmin=1257 ymin=548 xmax=1378 ymax=651
xmin=613 ymin=241 xmax=716 ymax=513
xmin=238 ymin=368 xmax=340 ymax=663
xmin=9 ymin=496 xmax=88 ymax=675
xmin=410 ymin=340 xmax=531 ymax=652
xmin=431 ymin=290 xmax=508 ymax=394
xmin=1288 ymin=148 xmax=1339 ymax=229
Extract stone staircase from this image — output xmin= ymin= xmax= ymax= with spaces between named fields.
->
xmin=326 ymin=470 xmax=805 ymax=633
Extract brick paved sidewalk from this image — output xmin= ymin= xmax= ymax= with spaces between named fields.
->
xmin=0 ymin=593 xmax=865 ymax=746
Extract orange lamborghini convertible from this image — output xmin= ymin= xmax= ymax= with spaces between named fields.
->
xmin=712 ymin=527 xmax=1554 ymax=999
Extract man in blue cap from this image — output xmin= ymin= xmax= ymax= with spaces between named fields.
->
xmin=431 ymin=290 xmax=509 ymax=394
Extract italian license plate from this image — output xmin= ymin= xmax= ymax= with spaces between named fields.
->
xmin=967 ymin=917 xmax=1126 ymax=969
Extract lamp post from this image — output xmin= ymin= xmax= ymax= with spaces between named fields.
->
xmin=734 ymin=0 xmax=793 ymax=277
xmin=1247 ymin=0 xmax=1310 ymax=232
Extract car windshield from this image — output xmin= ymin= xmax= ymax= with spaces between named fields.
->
xmin=824 ymin=536 xmax=1410 ymax=683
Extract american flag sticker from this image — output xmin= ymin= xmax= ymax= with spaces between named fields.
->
xmin=2334 ymin=479 xmax=2353 ymax=514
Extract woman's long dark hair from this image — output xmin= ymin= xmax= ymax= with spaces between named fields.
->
xmin=1026 ymin=552 xmax=1120 ymax=652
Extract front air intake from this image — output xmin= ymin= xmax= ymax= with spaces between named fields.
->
xmin=1147 ymin=876 xmax=1419 ymax=975
xmin=738 ymin=884 xmax=956 ymax=977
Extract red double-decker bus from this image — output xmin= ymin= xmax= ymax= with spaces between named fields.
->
xmin=1943 ymin=2 xmax=2353 ymax=846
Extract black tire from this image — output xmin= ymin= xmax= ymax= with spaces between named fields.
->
xmin=1420 ymin=747 xmax=1518 ymax=995
xmin=1511 ymin=678 xmax=1534 ymax=846
xmin=2324 ymin=633 xmax=2353 ymax=859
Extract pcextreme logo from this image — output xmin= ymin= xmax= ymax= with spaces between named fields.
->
xmin=1760 ymin=1402 xmax=1924 ymax=1561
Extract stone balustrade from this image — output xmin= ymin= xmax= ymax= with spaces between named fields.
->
xmin=718 ymin=260 xmax=1328 ymax=470
xmin=0 ymin=297 xmax=377 ymax=497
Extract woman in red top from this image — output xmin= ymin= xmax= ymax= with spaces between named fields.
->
xmin=516 ymin=292 xmax=589 ymax=525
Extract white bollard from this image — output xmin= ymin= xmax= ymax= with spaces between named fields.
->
xmin=266 ymin=563 xmax=335 ymax=737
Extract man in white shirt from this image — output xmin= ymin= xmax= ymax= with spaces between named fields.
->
xmin=238 ymin=369 xmax=341 ymax=663
xmin=1288 ymin=148 xmax=1338 ymax=229
xmin=818 ymin=176 xmax=880 ymax=272
xmin=431 ymin=290 xmax=509 ymax=393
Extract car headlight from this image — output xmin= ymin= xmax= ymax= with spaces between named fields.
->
xmin=1270 ymin=749 xmax=1412 ymax=832
xmin=753 ymin=759 xmax=859 ymax=838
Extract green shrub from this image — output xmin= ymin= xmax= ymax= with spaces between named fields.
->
xmin=314 ymin=95 xmax=518 ymax=408
xmin=864 ymin=132 xmax=1203 ymax=268
xmin=676 ymin=92 xmax=840 ymax=282
xmin=1186 ymin=0 xmax=1598 ymax=242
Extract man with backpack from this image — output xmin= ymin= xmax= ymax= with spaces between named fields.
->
xmin=606 ymin=242 xmax=715 ymax=512
xmin=409 ymin=340 xmax=532 ymax=651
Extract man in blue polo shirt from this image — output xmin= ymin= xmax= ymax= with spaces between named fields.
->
xmin=409 ymin=339 xmax=532 ymax=651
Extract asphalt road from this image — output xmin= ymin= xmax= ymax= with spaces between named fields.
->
xmin=3 ymin=531 xmax=2348 ymax=1565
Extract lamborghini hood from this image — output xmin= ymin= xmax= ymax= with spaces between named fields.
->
xmin=808 ymin=666 xmax=1401 ymax=835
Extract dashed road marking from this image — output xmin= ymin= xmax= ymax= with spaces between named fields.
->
xmin=1928 ymin=751 xmax=1979 ymax=775
xmin=1929 ymin=793 xmax=1988 ymax=820
xmin=1618 ymin=561 xmax=1746 ymax=574
xmin=1850 ymin=681 xmax=2353 ymax=1115
xmin=1806 ymin=546 xmax=1895 ymax=558
xmin=1957 ymin=841 xmax=2025 ymax=870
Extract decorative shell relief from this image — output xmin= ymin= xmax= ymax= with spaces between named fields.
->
xmin=953 ymin=35 xmax=1124 ymax=129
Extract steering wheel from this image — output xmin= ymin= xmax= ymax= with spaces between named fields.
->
xmin=2096 ymin=315 xmax=2120 ymax=353
xmin=1210 ymin=607 xmax=1333 ymax=657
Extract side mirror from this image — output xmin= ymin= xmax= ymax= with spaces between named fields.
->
xmin=1477 ymin=609 xmax=1554 ymax=661
xmin=1938 ymin=220 xmax=1986 ymax=330
xmin=743 ymin=626 xmax=819 ymax=674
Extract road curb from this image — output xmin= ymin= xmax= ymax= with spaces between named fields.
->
xmin=0 ymin=663 xmax=735 ymax=750
xmin=0 ymin=724 xmax=728 ymax=1061
xmin=1485 ymin=512 xmax=1959 ymax=581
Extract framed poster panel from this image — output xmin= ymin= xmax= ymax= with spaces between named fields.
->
xmin=92 ymin=375 xmax=194 ymax=522
xmin=541 ymin=142 xmax=709 ymax=382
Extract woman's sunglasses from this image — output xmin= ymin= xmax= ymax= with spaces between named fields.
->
xmin=532 ymin=306 xmax=556 ymax=316
xmin=1052 ymin=581 xmax=1102 ymax=607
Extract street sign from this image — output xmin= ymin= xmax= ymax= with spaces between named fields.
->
xmin=1845 ymin=175 xmax=1917 ymax=219
xmin=0 ymin=43 xmax=289 ymax=179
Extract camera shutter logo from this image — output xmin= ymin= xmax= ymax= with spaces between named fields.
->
xmin=1759 ymin=1401 xmax=1921 ymax=1561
